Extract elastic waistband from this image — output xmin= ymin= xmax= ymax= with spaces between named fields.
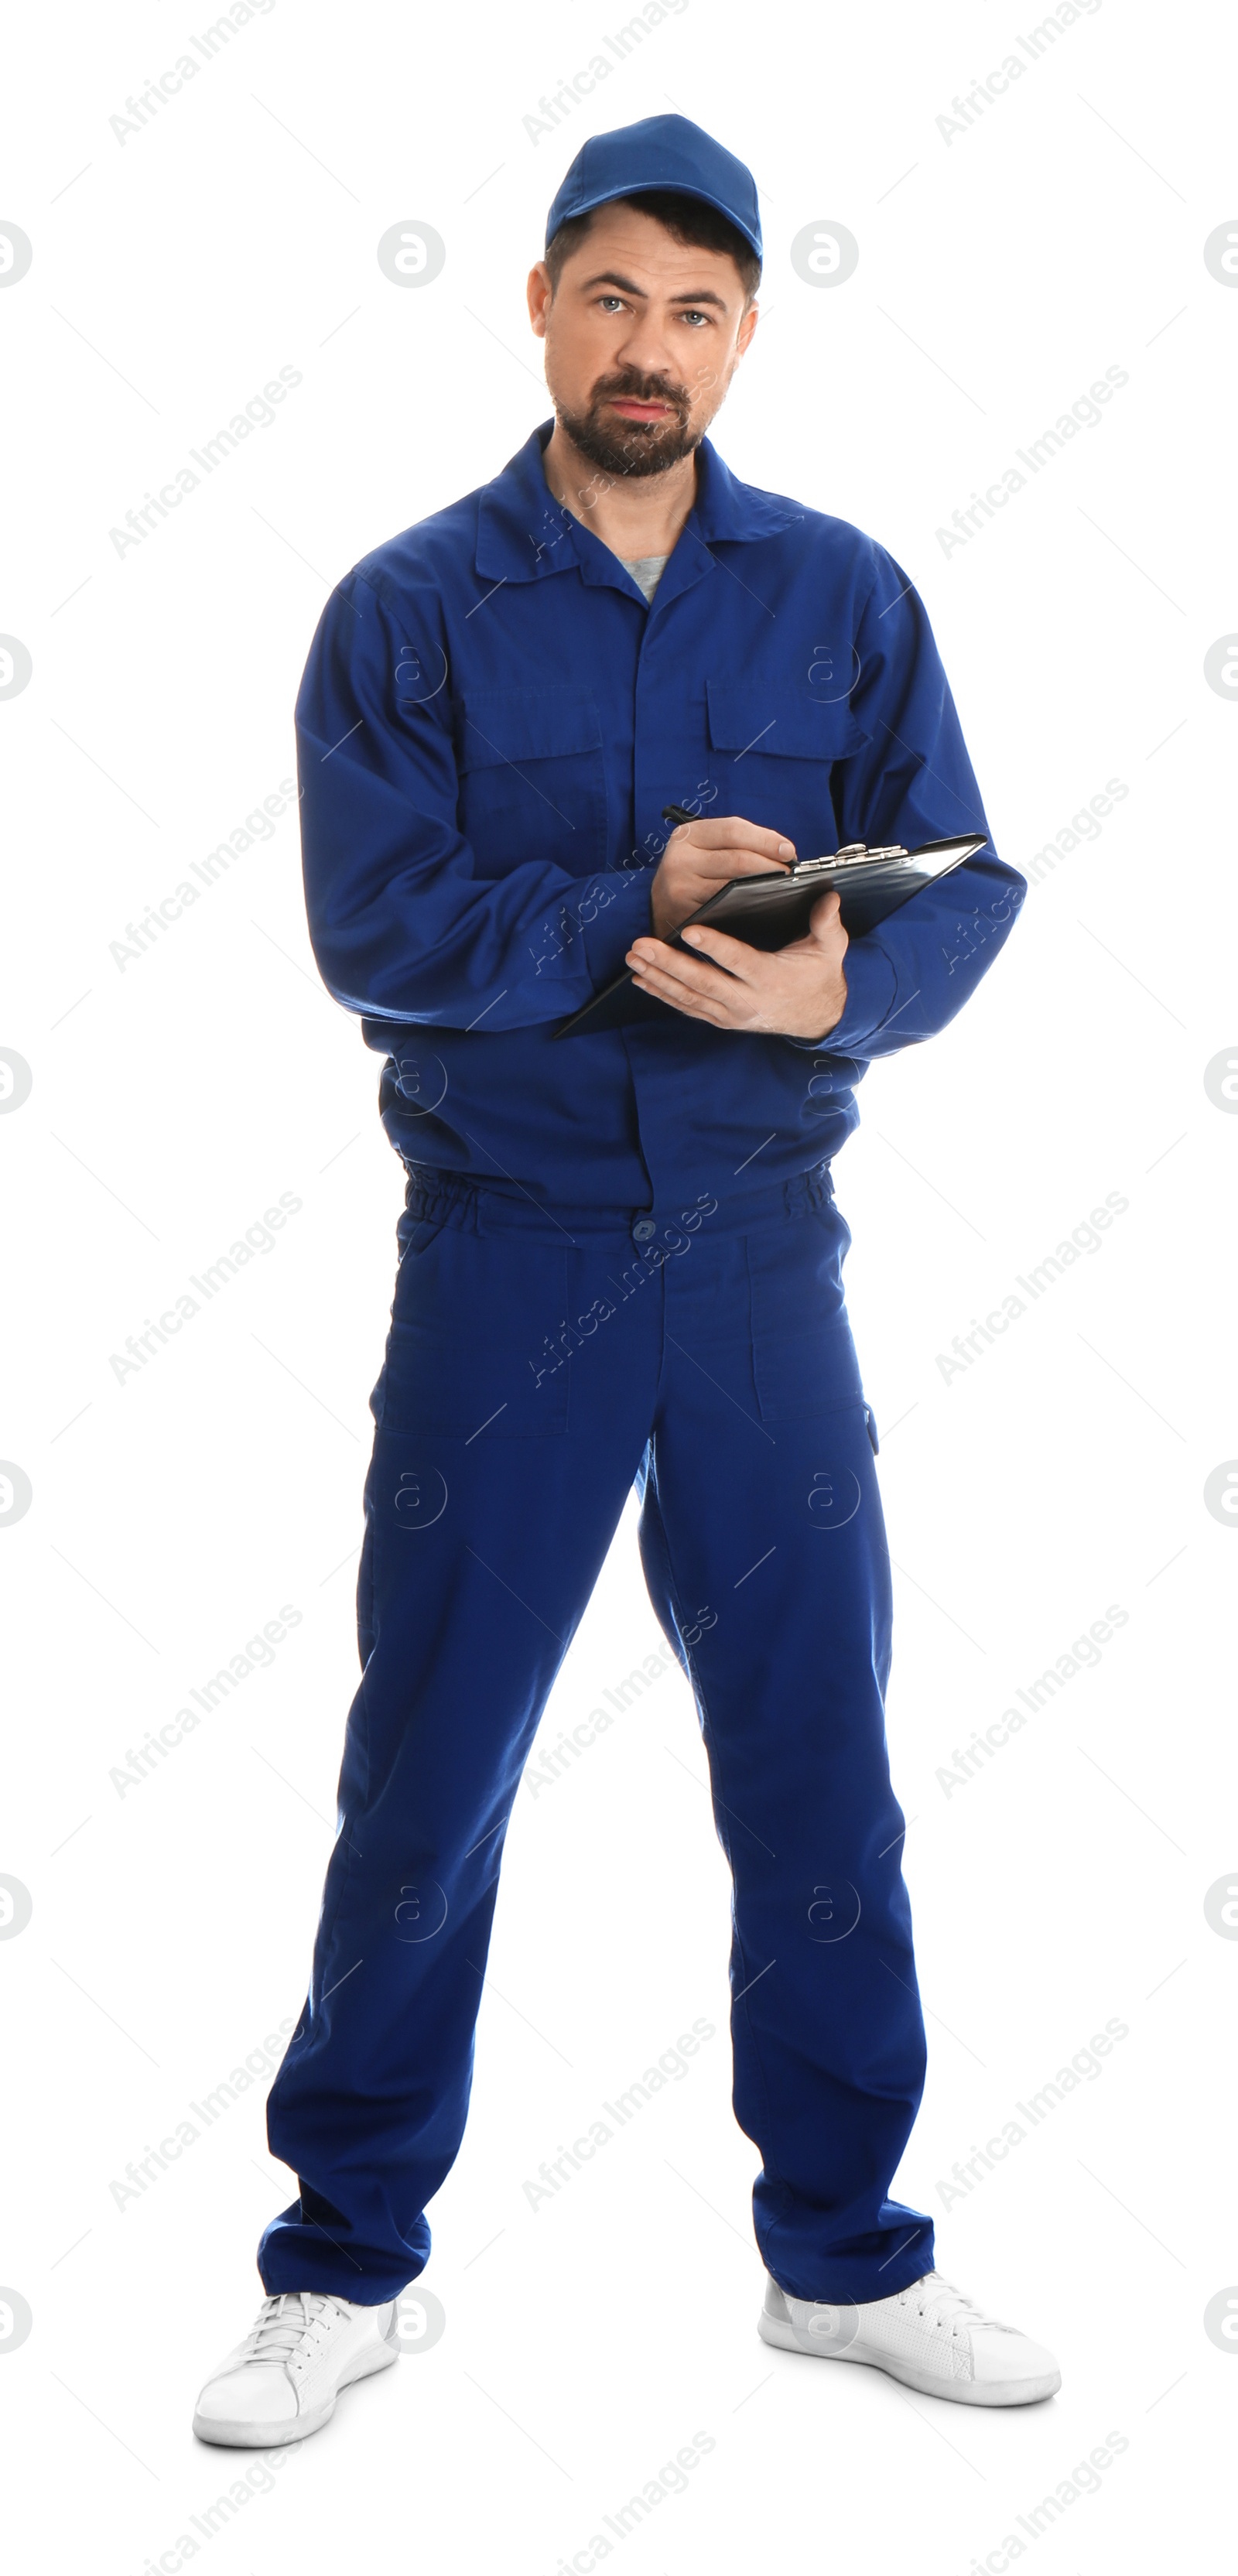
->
xmin=399 ymin=1160 xmax=837 ymax=1241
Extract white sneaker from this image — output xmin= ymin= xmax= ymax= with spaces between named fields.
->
xmin=758 ymin=2268 xmax=1061 ymax=2406
xmin=193 ymin=2290 xmax=399 ymax=2447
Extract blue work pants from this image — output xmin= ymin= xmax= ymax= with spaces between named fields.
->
xmin=259 ymin=1165 xmax=934 ymax=2306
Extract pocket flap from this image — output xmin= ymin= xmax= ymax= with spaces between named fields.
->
xmin=706 ymin=679 xmax=870 ymax=762
xmin=457 ymin=686 xmax=604 ymax=771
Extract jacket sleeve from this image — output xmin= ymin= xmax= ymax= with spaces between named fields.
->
xmin=783 ymin=545 xmax=1025 ymax=1055
xmin=295 ymin=569 xmax=651 ymax=1031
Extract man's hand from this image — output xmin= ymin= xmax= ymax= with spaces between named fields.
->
xmin=626 ymin=888 xmax=850 ymax=1040
xmin=649 ymin=812 xmax=795 ymax=940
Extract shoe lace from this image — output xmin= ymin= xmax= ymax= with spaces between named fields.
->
xmin=895 ymin=2272 xmax=1008 ymax=2338
xmin=237 ymin=2290 xmax=354 ymax=2366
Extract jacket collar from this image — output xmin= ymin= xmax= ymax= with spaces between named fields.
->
xmin=474 ymin=419 xmax=802 ymax=594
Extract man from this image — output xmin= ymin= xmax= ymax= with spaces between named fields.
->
xmin=193 ymin=114 xmax=1056 ymax=2448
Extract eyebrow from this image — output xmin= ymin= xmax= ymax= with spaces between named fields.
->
xmin=577 ymin=269 xmax=730 ymax=311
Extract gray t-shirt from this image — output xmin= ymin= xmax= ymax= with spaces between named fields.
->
xmin=618 ymin=552 xmax=669 ymax=603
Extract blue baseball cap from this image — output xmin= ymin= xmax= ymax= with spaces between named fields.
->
xmin=544 ymin=113 xmax=762 ymax=265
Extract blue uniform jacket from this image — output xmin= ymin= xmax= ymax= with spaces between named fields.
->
xmin=296 ymin=421 xmax=1025 ymax=1213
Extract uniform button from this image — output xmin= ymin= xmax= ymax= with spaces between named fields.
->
xmin=632 ymin=1217 xmax=657 ymax=1241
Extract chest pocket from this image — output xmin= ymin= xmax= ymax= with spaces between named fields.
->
xmin=456 ymin=686 xmax=608 ymax=878
xmin=706 ymin=681 xmax=871 ymax=857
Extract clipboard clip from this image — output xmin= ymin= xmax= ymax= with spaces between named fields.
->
xmin=661 ymin=807 xmax=911 ymax=877
xmin=794 ymin=841 xmax=910 ymax=874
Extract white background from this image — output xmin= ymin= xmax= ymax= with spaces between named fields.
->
xmin=2 ymin=1 xmax=1235 ymax=2569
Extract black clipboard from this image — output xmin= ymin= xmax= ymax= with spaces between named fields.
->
xmin=553 ymin=833 xmax=987 ymax=1038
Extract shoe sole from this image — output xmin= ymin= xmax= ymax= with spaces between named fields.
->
xmin=756 ymin=2309 xmax=1061 ymax=2406
xmin=193 ymin=2335 xmax=398 ymax=2448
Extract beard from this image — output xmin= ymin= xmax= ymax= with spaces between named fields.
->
xmin=550 ymin=365 xmax=701 ymax=480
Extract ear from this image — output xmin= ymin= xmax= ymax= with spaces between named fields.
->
xmin=527 ymin=261 xmax=552 ymax=340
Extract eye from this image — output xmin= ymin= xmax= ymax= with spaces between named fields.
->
xmin=679 ymin=310 xmax=712 ymax=328
xmin=597 ymin=295 xmax=627 ymax=313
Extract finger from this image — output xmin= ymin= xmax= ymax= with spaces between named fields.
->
xmin=628 ymin=944 xmax=750 ymax=1009
xmin=675 ymin=924 xmax=770 ymax=982
xmin=672 ymin=813 xmax=796 ymax=862
xmin=809 ymin=888 xmax=844 ymax=932
xmin=634 ymin=947 xmax=747 ymax=1005
xmin=694 ymin=848 xmax=793 ymax=882
xmin=628 ymin=961 xmax=734 ymax=1023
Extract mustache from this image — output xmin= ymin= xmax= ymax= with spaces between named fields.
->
xmin=590 ymin=369 xmax=691 ymax=419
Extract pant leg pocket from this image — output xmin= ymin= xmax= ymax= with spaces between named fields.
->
xmin=398 ymin=1213 xmax=449 ymax=1262
xmin=745 ymin=1206 xmax=866 ymax=1425
xmin=375 ymin=1226 xmax=571 ymax=1438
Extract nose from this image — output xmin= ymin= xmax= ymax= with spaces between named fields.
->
xmin=611 ymin=323 xmax=681 ymax=388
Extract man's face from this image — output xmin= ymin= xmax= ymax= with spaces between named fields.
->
xmin=528 ymin=201 xmax=758 ymax=481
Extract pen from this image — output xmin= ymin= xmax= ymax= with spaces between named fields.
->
xmin=662 ymin=803 xmax=695 ymax=827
